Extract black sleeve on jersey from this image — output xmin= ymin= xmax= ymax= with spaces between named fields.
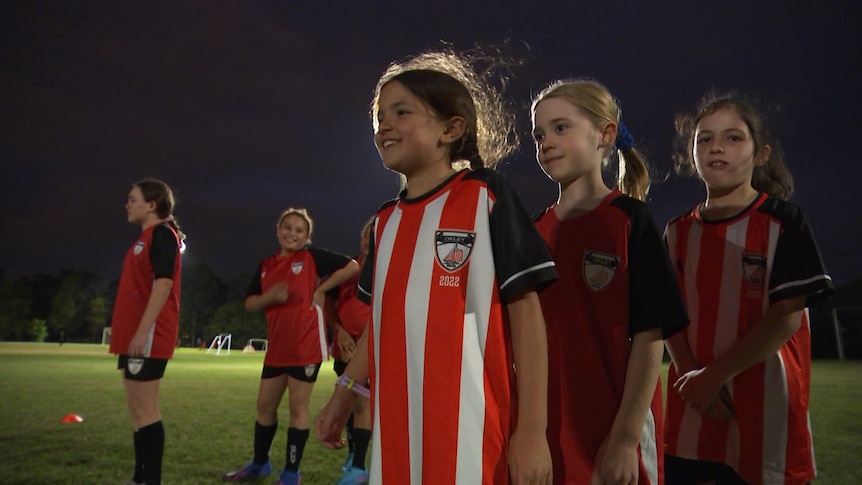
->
xmin=612 ymin=197 xmax=689 ymax=339
xmin=246 ymin=262 xmax=264 ymax=298
xmin=760 ymin=199 xmax=834 ymax=306
xmin=468 ymin=169 xmax=558 ymax=303
xmin=149 ymin=224 xmax=178 ymax=280
xmin=307 ymin=246 xmax=353 ymax=279
xmin=357 ymin=218 xmax=378 ymax=305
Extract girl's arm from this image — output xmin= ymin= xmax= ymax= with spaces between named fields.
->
xmin=128 ymin=277 xmax=173 ymax=357
xmin=316 ymin=325 xmax=370 ymax=448
xmin=244 ymin=283 xmax=288 ymax=312
xmin=675 ymin=295 xmax=806 ymax=412
xmin=592 ymin=328 xmax=662 ymax=484
xmin=312 ymin=259 xmax=360 ymax=308
xmin=507 ymin=290 xmax=552 ymax=485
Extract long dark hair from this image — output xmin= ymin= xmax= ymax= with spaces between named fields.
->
xmin=135 ymin=178 xmax=186 ymax=242
xmin=372 ymin=50 xmax=518 ymax=170
xmin=673 ymin=92 xmax=794 ymax=200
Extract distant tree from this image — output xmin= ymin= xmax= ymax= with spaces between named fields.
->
xmin=205 ymin=300 xmax=266 ymax=349
xmin=0 ymin=272 xmax=34 ymax=340
xmin=48 ymin=270 xmax=108 ymax=341
xmin=179 ymin=263 xmax=226 ymax=346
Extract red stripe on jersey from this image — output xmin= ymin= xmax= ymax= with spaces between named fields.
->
xmin=376 ymin=209 xmax=419 ymax=484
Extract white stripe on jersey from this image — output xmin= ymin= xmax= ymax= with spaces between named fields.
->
xmin=314 ymin=304 xmax=327 ymax=362
xmin=466 ymin=187 xmax=495 ymax=356
xmin=370 ymin=210 xmax=400 ymax=485
xmin=640 ymin=407 xmax=658 ymax=485
xmin=769 ymin=274 xmax=833 ymax=296
xmin=762 ymin=344 xmax=790 ymax=482
xmin=677 ymin=222 xmax=701 ymax=455
xmin=457 ymin=312 xmax=485 ymax=483
xmin=715 ymin=219 xmax=746 ymax=357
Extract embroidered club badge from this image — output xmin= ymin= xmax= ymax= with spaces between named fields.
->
xmin=742 ymin=253 xmax=767 ymax=287
xmin=583 ymin=250 xmax=619 ymax=291
xmin=435 ymin=230 xmax=475 ymax=272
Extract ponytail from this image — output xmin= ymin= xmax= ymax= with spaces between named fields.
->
xmin=615 ymin=121 xmax=650 ymax=201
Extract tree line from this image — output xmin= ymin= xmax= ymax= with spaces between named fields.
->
xmin=0 ymin=264 xmax=266 ymax=349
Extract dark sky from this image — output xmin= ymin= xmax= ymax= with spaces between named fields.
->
xmin=2 ymin=1 xmax=860 ymax=287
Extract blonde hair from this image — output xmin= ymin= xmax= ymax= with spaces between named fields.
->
xmin=276 ymin=208 xmax=314 ymax=243
xmin=531 ymin=79 xmax=650 ymax=201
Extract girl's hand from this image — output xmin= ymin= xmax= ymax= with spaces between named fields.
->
xmin=508 ymin=426 xmax=552 ymax=484
xmin=311 ymin=288 xmax=325 ymax=309
xmin=674 ymin=366 xmax=726 ymax=414
xmin=128 ymin=330 xmax=148 ymax=357
xmin=266 ymin=283 xmax=289 ymax=305
xmin=591 ymin=435 xmax=638 ymax=485
xmin=336 ymin=328 xmax=356 ymax=361
xmin=314 ymin=388 xmax=353 ymax=449
xmin=701 ymin=386 xmax=736 ymax=421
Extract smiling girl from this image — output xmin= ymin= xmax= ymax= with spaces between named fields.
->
xmin=315 ymin=51 xmax=557 ymax=485
xmin=224 ymin=208 xmax=359 ymax=485
xmin=664 ymin=93 xmax=833 ymax=485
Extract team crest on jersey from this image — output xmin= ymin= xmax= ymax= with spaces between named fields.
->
xmin=127 ymin=357 xmax=144 ymax=375
xmin=583 ymin=250 xmax=619 ymax=291
xmin=133 ymin=241 xmax=146 ymax=255
xmin=742 ymin=253 xmax=767 ymax=287
xmin=435 ymin=230 xmax=476 ymax=272
xmin=291 ymin=261 xmax=303 ymax=274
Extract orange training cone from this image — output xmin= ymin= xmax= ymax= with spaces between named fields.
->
xmin=61 ymin=413 xmax=84 ymax=423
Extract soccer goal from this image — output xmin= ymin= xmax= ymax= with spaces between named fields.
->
xmin=243 ymin=338 xmax=268 ymax=353
xmin=101 ymin=327 xmax=111 ymax=346
xmin=207 ymin=334 xmax=232 ymax=355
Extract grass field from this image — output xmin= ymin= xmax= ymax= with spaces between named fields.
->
xmin=0 ymin=343 xmax=859 ymax=484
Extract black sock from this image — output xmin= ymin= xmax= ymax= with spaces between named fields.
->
xmin=138 ymin=420 xmax=164 ymax=485
xmin=133 ymin=430 xmax=143 ymax=482
xmin=351 ymin=428 xmax=371 ymax=470
xmin=346 ymin=413 xmax=355 ymax=452
xmin=284 ymin=427 xmax=309 ymax=472
xmin=254 ymin=421 xmax=278 ymax=464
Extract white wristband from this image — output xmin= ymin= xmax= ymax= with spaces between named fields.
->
xmin=335 ymin=373 xmax=370 ymax=398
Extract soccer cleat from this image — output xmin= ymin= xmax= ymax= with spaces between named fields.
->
xmin=337 ymin=467 xmax=369 ymax=485
xmin=276 ymin=469 xmax=301 ymax=485
xmin=340 ymin=451 xmax=355 ymax=474
xmin=222 ymin=460 xmax=272 ymax=481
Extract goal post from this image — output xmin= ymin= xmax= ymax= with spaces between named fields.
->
xmin=206 ymin=334 xmax=232 ymax=355
xmin=101 ymin=327 xmax=111 ymax=346
xmin=243 ymin=338 xmax=268 ymax=353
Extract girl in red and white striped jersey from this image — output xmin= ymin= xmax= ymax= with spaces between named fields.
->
xmin=664 ymin=93 xmax=833 ymax=485
xmin=530 ymin=80 xmax=689 ymax=485
xmin=111 ymin=178 xmax=184 ymax=485
xmin=315 ymin=50 xmax=558 ymax=485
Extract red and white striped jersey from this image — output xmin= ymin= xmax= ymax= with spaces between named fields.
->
xmin=358 ymin=169 xmax=557 ymax=484
xmin=535 ymin=192 xmax=688 ymax=485
xmin=664 ymin=193 xmax=833 ymax=485
xmin=247 ymin=247 xmax=352 ymax=367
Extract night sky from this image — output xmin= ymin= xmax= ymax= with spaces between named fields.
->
xmin=2 ymin=1 xmax=860 ymax=287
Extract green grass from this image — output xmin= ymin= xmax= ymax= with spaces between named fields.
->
xmin=0 ymin=343 xmax=859 ymax=484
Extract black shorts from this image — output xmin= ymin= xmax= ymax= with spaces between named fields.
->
xmin=117 ymin=355 xmax=168 ymax=381
xmin=261 ymin=363 xmax=322 ymax=383
xmin=333 ymin=358 xmax=348 ymax=376
xmin=665 ymin=455 xmax=748 ymax=485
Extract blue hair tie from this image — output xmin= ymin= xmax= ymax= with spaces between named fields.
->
xmin=616 ymin=121 xmax=634 ymax=151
